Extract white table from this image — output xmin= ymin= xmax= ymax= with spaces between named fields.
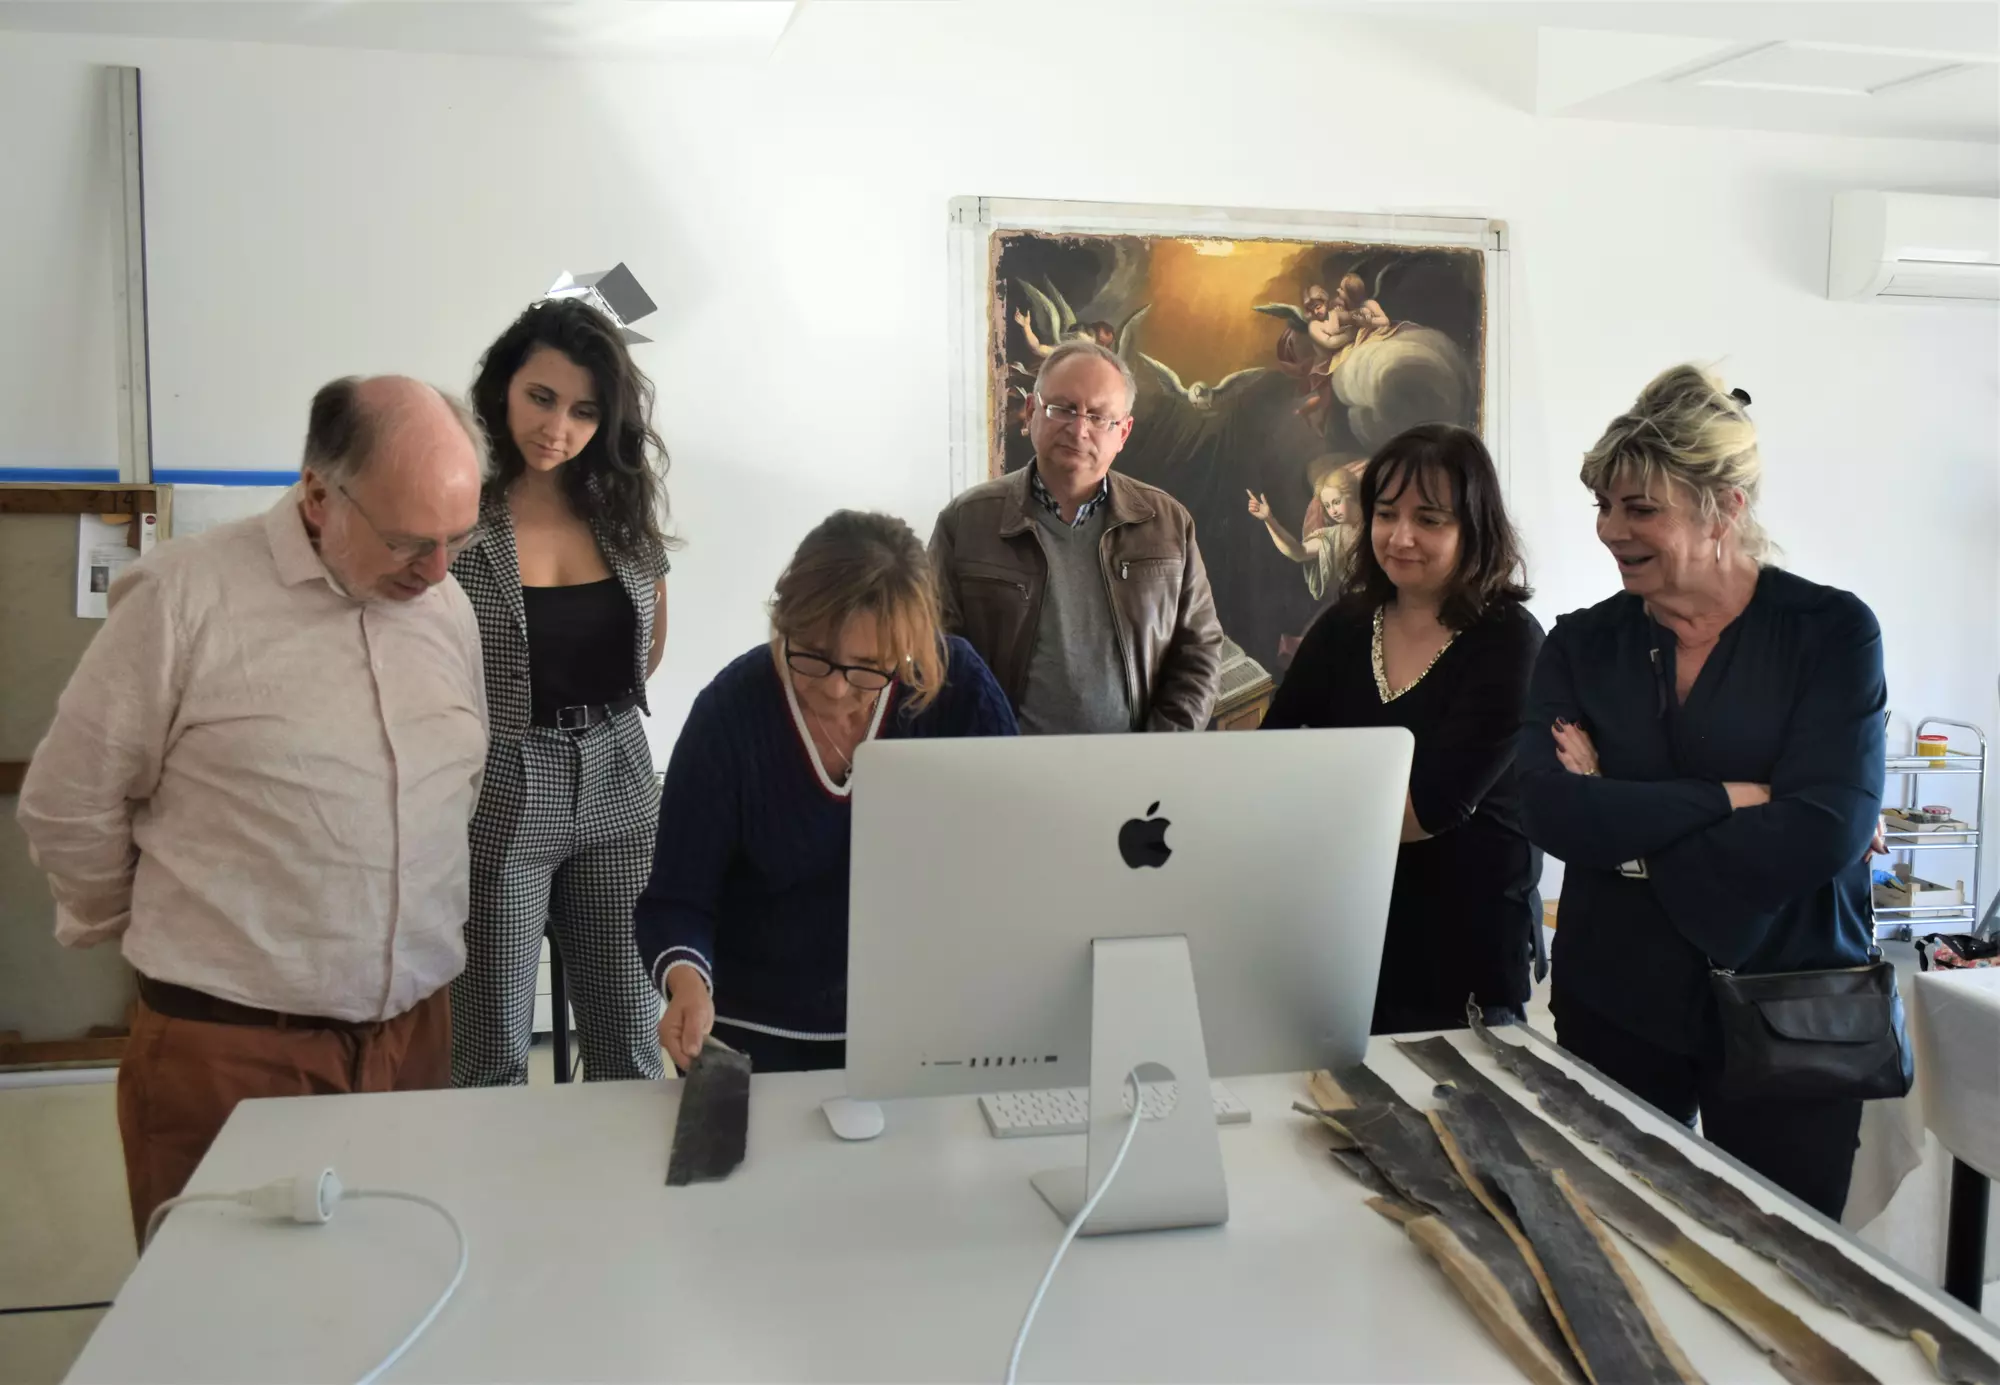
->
xmin=69 ymin=1030 xmax=2000 ymax=1384
xmin=1912 ymin=967 xmax=2000 ymax=1306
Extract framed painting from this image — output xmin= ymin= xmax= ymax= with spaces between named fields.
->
xmin=946 ymin=197 xmax=1507 ymax=676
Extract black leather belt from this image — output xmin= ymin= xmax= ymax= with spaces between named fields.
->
xmin=532 ymin=693 xmax=640 ymax=732
xmin=137 ymin=974 xmax=374 ymax=1034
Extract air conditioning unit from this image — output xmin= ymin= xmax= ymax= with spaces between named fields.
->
xmin=1829 ymin=191 xmax=2000 ymax=303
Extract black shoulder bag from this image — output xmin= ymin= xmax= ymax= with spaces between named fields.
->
xmin=1708 ymin=952 xmax=1913 ymax=1102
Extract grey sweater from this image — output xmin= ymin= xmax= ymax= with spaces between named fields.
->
xmin=1016 ymin=505 xmax=1133 ymax=735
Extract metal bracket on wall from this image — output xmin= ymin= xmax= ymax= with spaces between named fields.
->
xmin=106 ymin=66 xmax=153 ymax=484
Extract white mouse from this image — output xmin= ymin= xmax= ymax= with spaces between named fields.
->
xmin=821 ymin=1097 xmax=885 ymax=1141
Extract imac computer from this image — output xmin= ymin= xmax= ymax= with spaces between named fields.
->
xmin=844 ymin=726 xmax=1412 ymax=1236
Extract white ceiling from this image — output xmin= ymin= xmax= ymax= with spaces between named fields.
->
xmin=0 ymin=0 xmax=1994 ymax=140
xmin=0 ymin=1 xmax=802 ymax=63
xmin=1350 ymin=1 xmax=2000 ymax=142
xmin=1544 ymin=24 xmax=1995 ymax=143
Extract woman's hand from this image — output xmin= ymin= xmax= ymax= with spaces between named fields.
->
xmin=659 ymin=968 xmax=715 ymax=1073
xmin=1724 ymin=782 xmax=1772 ymax=810
xmin=1246 ymin=490 xmax=1273 ymax=523
xmin=1552 ymin=719 xmax=1601 ymax=777
xmin=1867 ymin=815 xmax=1889 ymax=860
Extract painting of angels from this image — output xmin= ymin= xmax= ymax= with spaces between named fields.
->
xmin=986 ymin=230 xmax=1486 ymax=671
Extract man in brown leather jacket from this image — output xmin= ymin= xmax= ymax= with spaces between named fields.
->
xmin=930 ymin=341 xmax=1223 ymax=733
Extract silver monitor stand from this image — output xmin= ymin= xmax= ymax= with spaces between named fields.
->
xmin=1029 ymin=935 xmax=1227 ymax=1235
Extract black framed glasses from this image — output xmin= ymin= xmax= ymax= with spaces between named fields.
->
xmin=1036 ymin=399 xmax=1128 ymax=434
xmin=337 ymin=481 xmax=483 ymax=564
xmin=785 ymin=645 xmax=894 ymax=692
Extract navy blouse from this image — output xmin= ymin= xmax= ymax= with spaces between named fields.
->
xmin=1519 ymin=567 xmax=1886 ymax=1053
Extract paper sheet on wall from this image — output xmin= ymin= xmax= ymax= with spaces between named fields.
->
xmin=169 ymin=483 xmax=289 ymax=540
xmin=75 ymin=512 xmax=157 ymax=618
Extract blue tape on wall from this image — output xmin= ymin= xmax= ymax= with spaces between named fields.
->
xmin=0 ymin=468 xmax=297 ymax=486
xmin=0 ymin=467 xmax=121 ymax=482
xmin=153 ymin=470 xmax=299 ymax=487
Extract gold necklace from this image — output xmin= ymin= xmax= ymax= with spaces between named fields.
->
xmin=1372 ymin=604 xmax=1454 ymax=704
xmin=806 ymin=703 xmax=861 ymax=781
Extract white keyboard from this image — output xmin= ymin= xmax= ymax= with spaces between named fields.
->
xmin=979 ymin=1081 xmax=1252 ymax=1139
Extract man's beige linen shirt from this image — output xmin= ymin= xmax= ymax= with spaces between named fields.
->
xmin=17 ymin=489 xmax=488 ymax=1022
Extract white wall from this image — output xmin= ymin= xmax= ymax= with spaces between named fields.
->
xmin=0 ymin=47 xmax=120 ymax=470
xmin=4 ymin=2 xmax=1996 ymax=893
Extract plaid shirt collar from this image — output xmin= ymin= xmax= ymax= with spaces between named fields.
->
xmin=1028 ymin=466 xmax=1110 ymax=529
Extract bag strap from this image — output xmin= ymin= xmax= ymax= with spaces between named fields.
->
xmin=1710 ymin=942 xmax=1882 ymax=979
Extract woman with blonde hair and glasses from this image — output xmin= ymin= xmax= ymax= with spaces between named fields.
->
xmin=635 ymin=511 xmax=1017 ymax=1074
xmin=1518 ymin=365 xmax=1887 ymax=1217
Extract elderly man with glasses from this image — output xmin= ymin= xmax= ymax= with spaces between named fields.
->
xmin=930 ymin=339 xmax=1223 ymax=734
xmin=17 ymin=375 xmax=490 ymax=1241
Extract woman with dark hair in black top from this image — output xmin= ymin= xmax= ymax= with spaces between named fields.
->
xmin=1263 ymin=423 xmax=1544 ymax=1035
xmin=449 ymin=297 xmax=680 ymax=1086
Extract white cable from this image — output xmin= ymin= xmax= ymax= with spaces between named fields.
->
xmin=144 ymin=1169 xmax=343 ymax=1252
xmin=138 ymin=1176 xmax=466 ymax=1385
xmin=141 ymin=1192 xmax=236 ymax=1252
xmin=1004 ymin=1068 xmax=1145 ymax=1385
xmin=343 ymin=1189 xmax=469 ymax=1385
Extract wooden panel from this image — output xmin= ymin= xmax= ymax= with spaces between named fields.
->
xmin=0 ymin=504 xmax=144 ymax=1040
xmin=0 ymin=1015 xmax=129 ymax=1070
xmin=0 ymin=1035 xmax=127 ymax=1069
xmin=0 ymin=484 xmax=163 ymax=516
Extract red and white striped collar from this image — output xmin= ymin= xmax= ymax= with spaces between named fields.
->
xmin=780 ymin=663 xmax=893 ymax=800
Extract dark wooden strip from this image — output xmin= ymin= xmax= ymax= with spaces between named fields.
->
xmin=1337 ymin=1101 xmax=1581 ymax=1378
xmin=1291 ymin=1100 xmax=1359 ymax=1150
xmin=1330 ymin=1063 xmax=1410 ymax=1110
xmin=1439 ymin=1089 xmax=1701 ymax=1383
xmin=1310 ymin=1103 xmax=1432 ymax=1220
xmin=1310 ymin=1066 xmax=1412 ymax=1112
xmin=1467 ymin=1014 xmax=1999 ymax=1385
xmin=1394 ymin=1210 xmax=1587 ymax=1385
xmin=0 ymin=487 xmax=161 ymax=516
xmin=1424 ymin=1109 xmax=1595 ymax=1373
xmin=1367 ymin=1193 xmax=1422 ymax=1225
xmin=0 ymin=1036 xmax=126 ymax=1068
xmin=1333 ymin=1147 xmax=1412 ymax=1208
xmin=1397 ymin=1035 xmax=1877 ymax=1385
xmin=1553 ymin=1170 xmax=1712 ymax=1381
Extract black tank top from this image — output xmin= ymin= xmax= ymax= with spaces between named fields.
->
xmin=522 ymin=579 xmax=635 ymax=716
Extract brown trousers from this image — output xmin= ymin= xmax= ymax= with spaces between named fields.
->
xmin=117 ymin=987 xmax=451 ymax=1244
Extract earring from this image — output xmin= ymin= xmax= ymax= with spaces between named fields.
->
xmin=1715 ymin=537 xmax=1723 ymax=563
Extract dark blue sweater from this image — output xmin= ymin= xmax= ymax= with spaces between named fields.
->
xmin=633 ymin=636 xmax=1018 ymax=1038
xmin=1519 ymin=568 xmax=1885 ymax=1055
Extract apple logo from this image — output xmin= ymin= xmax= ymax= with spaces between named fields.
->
xmin=1118 ymin=801 xmax=1172 ymax=870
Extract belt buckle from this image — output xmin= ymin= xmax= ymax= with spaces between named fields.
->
xmin=1617 ymin=858 xmax=1650 ymax=879
xmin=556 ymin=704 xmax=592 ymax=732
